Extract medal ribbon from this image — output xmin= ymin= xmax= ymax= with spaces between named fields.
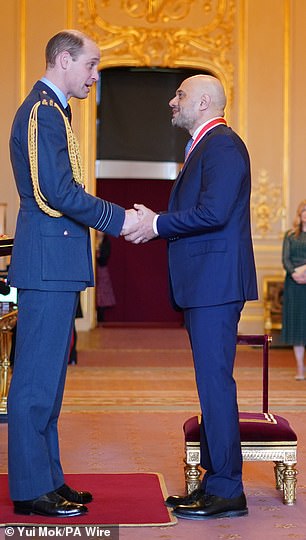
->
xmin=185 ymin=117 xmax=227 ymax=162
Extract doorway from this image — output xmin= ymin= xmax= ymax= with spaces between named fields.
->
xmin=95 ymin=67 xmax=205 ymax=324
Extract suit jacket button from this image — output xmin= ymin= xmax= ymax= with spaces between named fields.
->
xmin=64 ymin=230 xmax=68 ymax=236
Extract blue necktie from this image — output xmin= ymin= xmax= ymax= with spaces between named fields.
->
xmin=184 ymin=138 xmax=193 ymax=160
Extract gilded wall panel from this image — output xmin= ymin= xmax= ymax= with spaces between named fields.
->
xmin=251 ymin=169 xmax=286 ymax=240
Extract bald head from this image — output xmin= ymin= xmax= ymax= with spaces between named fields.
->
xmin=169 ymin=74 xmax=226 ymax=134
xmin=189 ymin=74 xmax=226 ymax=112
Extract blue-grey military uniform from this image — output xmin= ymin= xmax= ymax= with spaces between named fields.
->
xmin=7 ymin=80 xmax=125 ymax=501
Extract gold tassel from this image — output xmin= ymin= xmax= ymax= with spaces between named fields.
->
xmin=28 ymin=100 xmax=84 ymax=218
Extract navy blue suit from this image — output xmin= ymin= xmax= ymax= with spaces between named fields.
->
xmin=158 ymin=125 xmax=258 ymax=498
xmin=7 ymin=81 xmax=125 ymax=501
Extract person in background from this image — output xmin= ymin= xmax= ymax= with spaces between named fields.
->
xmin=7 ymin=29 xmax=137 ymax=517
xmin=96 ymin=231 xmax=116 ymax=322
xmin=123 ymin=74 xmax=258 ymax=520
xmin=281 ymin=199 xmax=306 ymax=380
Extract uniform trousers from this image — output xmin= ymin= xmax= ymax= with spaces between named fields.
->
xmin=8 ymin=289 xmax=78 ymax=501
xmin=184 ymin=301 xmax=244 ymax=499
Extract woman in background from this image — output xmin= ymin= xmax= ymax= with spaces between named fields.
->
xmin=282 ymin=199 xmax=306 ymax=379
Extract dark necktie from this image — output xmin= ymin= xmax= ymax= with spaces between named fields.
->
xmin=65 ymin=104 xmax=72 ymax=124
xmin=184 ymin=138 xmax=193 ymax=160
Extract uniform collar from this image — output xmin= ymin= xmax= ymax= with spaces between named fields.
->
xmin=40 ymin=77 xmax=68 ymax=109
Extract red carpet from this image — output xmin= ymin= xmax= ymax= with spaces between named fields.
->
xmin=0 ymin=473 xmax=176 ymax=527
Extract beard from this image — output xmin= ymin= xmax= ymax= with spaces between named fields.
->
xmin=171 ymin=108 xmax=195 ymax=132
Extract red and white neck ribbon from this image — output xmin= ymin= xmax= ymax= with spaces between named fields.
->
xmin=184 ymin=117 xmax=227 ymax=162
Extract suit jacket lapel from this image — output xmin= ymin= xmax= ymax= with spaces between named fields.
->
xmin=169 ymin=169 xmax=184 ymax=210
xmin=168 ymin=143 xmax=198 ymax=210
xmin=169 ymin=131 xmax=213 ymax=210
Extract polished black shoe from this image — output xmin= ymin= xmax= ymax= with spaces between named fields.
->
xmin=56 ymin=483 xmax=93 ymax=504
xmin=165 ymin=488 xmax=205 ymax=508
xmin=173 ymin=492 xmax=248 ymax=520
xmin=14 ymin=491 xmax=88 ymax=517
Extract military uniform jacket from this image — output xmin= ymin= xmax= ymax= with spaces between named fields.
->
xmin=8 ymin=81 xmax=125 ymax=291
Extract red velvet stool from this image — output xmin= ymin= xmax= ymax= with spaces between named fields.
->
xmin=183 ymin=335 xmax=298 ymax=505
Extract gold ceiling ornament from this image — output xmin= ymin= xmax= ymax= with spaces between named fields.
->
xmin=121 ymin=0 xmax=196 ymax=23
xmin=251 ymin=169 xmax=285 ymax=238
xmin=77 ymin=0 xmax=235 ymax=101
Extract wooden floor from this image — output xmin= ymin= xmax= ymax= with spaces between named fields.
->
xmin=1 ymin=326 xmax=306 ymax=539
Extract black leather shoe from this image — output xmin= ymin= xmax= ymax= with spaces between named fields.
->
xmin=56 ymin=483 xmax=93 ymax=504
xmin=173 ymin=492 xmax=248 ymax=520
xmin=165 ymin=488 xmax=205 ymax=508
xmin=14 ymin=491 xmax=88 ymax=517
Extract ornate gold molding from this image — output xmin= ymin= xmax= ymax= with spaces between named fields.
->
xmin=122 ymin=0 xmax=195 ymax=23
xmin=77 ymin=0 xmax=235 ymax=104
xmin=251 ymin=169 xmax=285 ymax=239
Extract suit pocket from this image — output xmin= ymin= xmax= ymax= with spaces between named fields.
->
xmin=188 ymin=238 xmax=227 ymax=257
xmin=41 ymin=221 xmax=91 ymax=282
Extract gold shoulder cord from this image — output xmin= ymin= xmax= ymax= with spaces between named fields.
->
xmin=28 ymin=100 xmax=84 ymax=217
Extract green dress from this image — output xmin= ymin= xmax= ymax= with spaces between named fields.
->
xmin=281 ymin=230 xmax=306 ymax=345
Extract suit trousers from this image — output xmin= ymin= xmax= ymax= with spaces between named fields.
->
xmin=7 ymin=289 xmax=78 ymax=501
xmin=184 ymin=301 xmax=244 ymax=499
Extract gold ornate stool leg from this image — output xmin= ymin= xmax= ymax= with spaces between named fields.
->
xmin=274 ymin=461 xmax=286 ymax=490
xmin=0 ymin=330 xmax=12 ymax=416
xmin=184 ymin=443 xmax=202 ymax=494
xmin=282 ymin=464 xmax=297 ymax=505
xmin=0 ymin=309 xmax=18 ymax=422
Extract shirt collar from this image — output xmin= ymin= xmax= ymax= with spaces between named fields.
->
xmin=40 ymin=77 xmax=68 ymax=109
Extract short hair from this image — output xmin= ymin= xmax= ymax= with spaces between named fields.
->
xmin=45 ymin=30 xmax=86 ymax=68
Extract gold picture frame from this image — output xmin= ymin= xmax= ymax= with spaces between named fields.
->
xmin=263 ymin=275 xmax=285 ymax=333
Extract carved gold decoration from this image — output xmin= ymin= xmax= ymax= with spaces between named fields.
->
xmin=185 ymin=443 xmax=202 ymax=494
xmin=184 ymin=440 xmax=297 ymax=504
xmin=263 ymin=275 xmax=284 ymax=334
xmin=282 ymin=464 xmax=297 ymax=505
xmin=122 ymin=0 xmax=195 ymax=23
xmin=274 ymin=461 xmax=286 ymax=490
xmin=251 ymin=169 xmax=285 ymax=238
xmin=77 ymin=0 xmax=235 ymax=103
xmin=0 ymin=309 xmax=18 ymax=415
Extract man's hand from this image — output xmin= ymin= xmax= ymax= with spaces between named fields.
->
xmin=121 ymin=208 xmax=139 ymax=236
xmin=123 ymin=204 xmax=158 ymax=244
xmin=292 ymin=271 xmax=306 ymax=284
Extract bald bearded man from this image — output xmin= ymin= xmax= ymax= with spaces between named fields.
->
xmin=124 ymin=75 xmax=258 ymax=520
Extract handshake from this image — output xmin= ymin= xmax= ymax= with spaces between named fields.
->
xmin=121 ymin=204 xmax=159 ymax=244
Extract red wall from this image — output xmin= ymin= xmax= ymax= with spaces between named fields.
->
xmin=96 ymin=178 xmax=183 ymax=325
